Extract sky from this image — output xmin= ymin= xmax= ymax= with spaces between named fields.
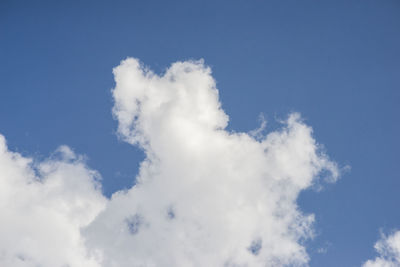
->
xmin=0 ymin=0 xmax=399 ymax=266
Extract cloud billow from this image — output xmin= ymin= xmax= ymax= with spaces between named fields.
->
xmin=0 ymin=137 xmax=106 ymax=267
xmin=84 ymin=58 xmax=339 ymax=266
xmin=0 ymin=58 xmax=340 ymax=267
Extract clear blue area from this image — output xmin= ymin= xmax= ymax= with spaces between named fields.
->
xmin=1 ymin=1 xmax=399 ymax=266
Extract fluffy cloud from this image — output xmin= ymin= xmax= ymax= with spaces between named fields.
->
xmin=83 ymin=58 xmax=339 ymax=266
xmin=0 ymin=136 xmax=106 ymax=267
xmin=363 ymin=231 xmax=400 ymax=267
xmin=0 ymin=58 xmax=340 ymax=267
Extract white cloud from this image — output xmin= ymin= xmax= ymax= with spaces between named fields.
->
xmin=0 ymin=58 xmax=340 ymax=267
xmin=83 ymin=58 xmax=339 ymax=266
xmin=0 ymin=135 xmax=106 ymax=267
xmin=363 ymin=231 xmax=400 ymax=267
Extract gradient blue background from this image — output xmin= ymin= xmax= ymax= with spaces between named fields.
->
xmin=1 ymin=1 xmax=399 ymax=266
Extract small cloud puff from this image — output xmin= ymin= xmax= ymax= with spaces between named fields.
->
xmin=363 ymin=231 xmax=400 ymax=267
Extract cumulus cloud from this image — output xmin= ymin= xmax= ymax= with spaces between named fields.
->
xmin=363 ymin=231 xmax=400 ymax=267
xmin=0 ymin=135 xmax=106 ymax=267
xmin=84 ymin=58 xmax=339 ymax=267
xmin=0 ymin=58 xmax=340 ymax=267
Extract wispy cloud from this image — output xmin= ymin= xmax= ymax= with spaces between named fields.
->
xmin=363 ymin=231 xmax=400 ymax=267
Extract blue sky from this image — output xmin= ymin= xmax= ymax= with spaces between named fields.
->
xmin=1 ymin=1 xmax=399 ymax=266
